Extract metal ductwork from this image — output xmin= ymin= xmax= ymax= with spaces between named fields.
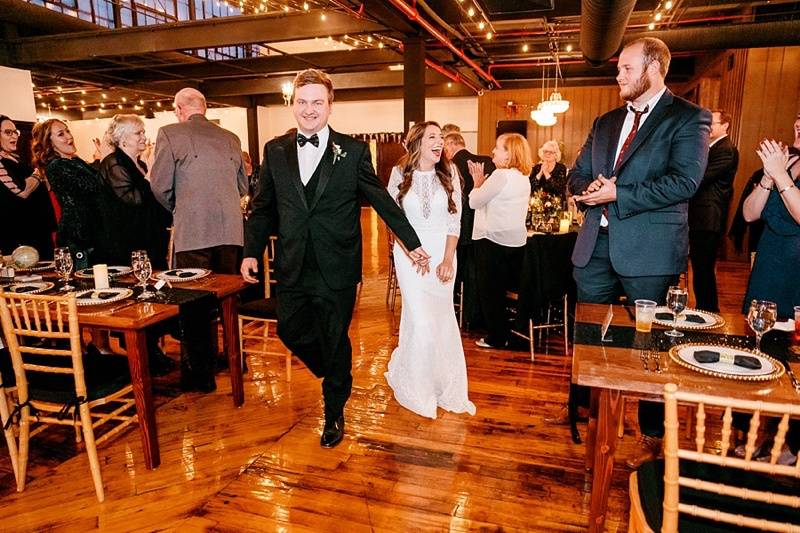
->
xmin=580 ymin=0 xmax=637 ymax=67
xmin=629 ymin=20 xmax=800 ymax=52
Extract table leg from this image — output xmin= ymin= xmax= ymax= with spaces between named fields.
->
xmin=588 ymin=388 xmax=622 ymax=533
xmin=124 ymin=330 xmax=160 ymax=470
xmin=586 ymin=387 xmax=599 ymax=472
xmin=221 ymin=295 xmax=244 ymax=407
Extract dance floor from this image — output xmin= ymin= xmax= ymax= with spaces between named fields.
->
xmin=0 ymin=209 xmax=749 ymax=532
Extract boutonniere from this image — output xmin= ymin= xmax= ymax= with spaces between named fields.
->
xmin=332 ymin=142 xmax=347 ymax=164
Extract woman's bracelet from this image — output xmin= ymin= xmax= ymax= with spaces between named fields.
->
xmin=778 ymin=183 xmax=796 ymax=195
xmin=757 ymin=180 xmax=773 ymax=191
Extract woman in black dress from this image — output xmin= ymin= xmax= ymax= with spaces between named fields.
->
xmin=32 ymin=119 xmax=109 ymax=269
xmin=529 ymin=139 xmax=568 ymax=202
xmin=98 ymin=115 xmax=172 ymax=269
xmin=0 ymin=115 xmax=56 ymax=257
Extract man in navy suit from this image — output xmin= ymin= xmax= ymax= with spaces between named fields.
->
xmin=568 ymin=37 xmax=711 ymax=468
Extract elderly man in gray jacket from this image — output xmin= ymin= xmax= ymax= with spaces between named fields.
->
xmin=151 ymin=88 xmax=248 ymax=273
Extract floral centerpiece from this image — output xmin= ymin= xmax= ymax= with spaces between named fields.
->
xmin=527 ymin=190 xmax=563 ymax=231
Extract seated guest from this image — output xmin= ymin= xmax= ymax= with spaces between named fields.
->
xmin=468 ymin=133 xmax=532 ymax=348
xmin=32 ymin=119 xmax=111 ymax=269
xmin=0 ymin=115 xmax=56 ymax=258
xmin=98 ymin=114 xmax=172 ymax=269
xmin=529 ymin=140 xmax=568 ymax=202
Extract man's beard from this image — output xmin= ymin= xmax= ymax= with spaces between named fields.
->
xmin=620 ymin=69 xmax=651 ymax=102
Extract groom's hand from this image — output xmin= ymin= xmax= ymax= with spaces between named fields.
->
xmin=240 ymin=257 xmax=259 ymax=283
xmin=408 ymin=246 xmax=431 ymax=275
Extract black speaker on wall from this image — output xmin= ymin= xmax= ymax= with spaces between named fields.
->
xmin=496 ymin=120 xmax=528 ymax=138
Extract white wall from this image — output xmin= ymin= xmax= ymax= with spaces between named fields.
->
xmin=0 ymin=66 xmax=37 ymax=122
xmin=258 ymin=96 xmax=479 ymax=153
xmin=65 ymin=107 xmax=249 ymax=161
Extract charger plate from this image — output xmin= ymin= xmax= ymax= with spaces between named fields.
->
xmin=6 ymin=281 xmax=55 ymax=295
xmin=75 ymin=266 xmax=133 ymax=279
xmin=17 ymin=260 xmax=55 ymax=272
xmin=653 ymin=306 xmax=725 ymax=330
xmin=74 ymin=287 xmax=133 ymax=306
xmin=156 ymin=268 xmax=210 ymax=282
xmin=669 ymin=343 xmax=785 ymax=381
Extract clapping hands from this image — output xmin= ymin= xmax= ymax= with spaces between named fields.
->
xmin=757 ymin=139 xmax=797 ymax=182
xmin=467 ymin=160 xmax=487 ymax=188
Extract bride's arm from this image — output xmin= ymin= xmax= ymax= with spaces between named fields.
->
xmin=437 ymin=166 xmax=460 ymax=283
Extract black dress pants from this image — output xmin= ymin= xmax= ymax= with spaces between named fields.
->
xmin=276 ymin=262 xmax=357 ymax=423
xmin=176 ymin=245 xmax=242 ymax=274
xmin=689 ymin=230 xmax=722 ymax=312
xmin=474 ymin=238 xmax=524 ymax=347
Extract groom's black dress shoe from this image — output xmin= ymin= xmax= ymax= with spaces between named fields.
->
xmin=320 ymin=416 xmax=345 ymax=448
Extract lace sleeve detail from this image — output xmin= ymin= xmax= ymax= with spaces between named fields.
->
xmin=387 ymin=166 xmax=403 ymax=206
xmin=447 ymin=165 xmax=461 ymax=236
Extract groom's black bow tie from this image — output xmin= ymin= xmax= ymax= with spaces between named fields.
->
xmin=297 ymin=133 xmax=319 ymax=148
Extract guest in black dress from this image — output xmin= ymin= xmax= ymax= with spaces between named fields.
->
xmin=32 ymin=119 xmax=110 ymax=269
xmin=0 ymin=115 xmax=56 ymax=257
xmin=98 ymin=115 xmax=172 ymax=269
xmin=529 ymin=140 xmax=568 ymax=202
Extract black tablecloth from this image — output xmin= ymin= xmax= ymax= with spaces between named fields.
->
xmin=515 ymin=231 xmax=577 ymax=320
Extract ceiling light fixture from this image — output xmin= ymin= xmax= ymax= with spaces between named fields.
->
xmin=540 ymin=46 xmax=570 ymax=114
xmin=281 ymin=81 xmax=293 ymax=106
xmin=531 ymin=65 xmax=557 ymax=127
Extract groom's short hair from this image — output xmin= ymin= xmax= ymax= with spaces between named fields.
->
xmin=292 ymin=69 xmax=334 ymax=104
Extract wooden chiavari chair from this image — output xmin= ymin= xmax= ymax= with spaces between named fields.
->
xmin=0 ymin=290 xmax=138 ymax=502
xmin=629 ymin=383 xmax=800 ymax=532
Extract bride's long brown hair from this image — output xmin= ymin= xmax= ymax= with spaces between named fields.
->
xmin=395 ymin=121 xmax=457 ymax=214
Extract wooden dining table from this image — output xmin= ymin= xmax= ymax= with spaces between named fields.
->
xmin=573 ymin=302 xmax=800 ymax=532
xmin=65 ymin=272 xmax=250 ymax=470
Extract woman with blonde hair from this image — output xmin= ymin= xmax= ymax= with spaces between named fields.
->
xmin=384 ymin=120 xmax=476 ymax=419
xmin=468 ymin=133 xmax=533 ymax=348
xmin=530 ymin=139 xmax=568 ymax=202
xmin=98 ymin=114 xmax=171 ymax=268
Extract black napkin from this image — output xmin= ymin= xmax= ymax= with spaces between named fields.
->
xmin=108 ymin=268 xmax=122 ymax=274
xmin=693 ymin=349 xmax=762 ymax=369
xmin=83 ymin=290 xmax=118 ymax=300
xmin=655 ymin=312 xmax=673 ymax=320
xmin=164 ymin=270 xmax=180 ymax=276
xmin=684 ymin=313 xmax=707 ymax=324
xmin=12 ymin=285 xmax=38 ymax=293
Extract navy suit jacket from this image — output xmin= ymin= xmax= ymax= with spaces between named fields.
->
xmin=567 ymin=90 xmax=711 ymax=276
xmin=244 ymin=128 xmax=421 ymax=289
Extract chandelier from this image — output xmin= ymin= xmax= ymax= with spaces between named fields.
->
xmin=540 ymin=46 xmax=570 ymax=114
xmin=531 ymin=64 xmax=557 ymax=127
xmin=281 ymin=82 xmax=293 ymax=106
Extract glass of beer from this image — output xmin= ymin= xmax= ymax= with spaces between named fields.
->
xmin=634 ymin=299 xmax=657 ymax=333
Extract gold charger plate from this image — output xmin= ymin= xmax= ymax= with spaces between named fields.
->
xmin=669 ymin=343 xmax=785 ymax=382
xmin=5 ymin=281 xmax=55 ymax=295
xmin=74 ymin=288 xmax=134 ymax=306
xmin=653 ymin=306 xmax=725 ymax=330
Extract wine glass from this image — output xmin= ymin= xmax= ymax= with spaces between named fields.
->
xmin=54 ymin=247 xmax=74 ymax=291
xmin=747 ymin=299 xmax=777 ymax=354
xmin=665 ymin=285 xmax=688 ymax=337
xmin=132 ymin=251 xmax=152 ymax=299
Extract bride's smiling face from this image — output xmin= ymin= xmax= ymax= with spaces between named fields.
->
xmin=417 ymin=124 xmax=443 ymax=169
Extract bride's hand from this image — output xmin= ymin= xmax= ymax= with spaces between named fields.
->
xmin=435 ymin=259 xmax=454 ymax=283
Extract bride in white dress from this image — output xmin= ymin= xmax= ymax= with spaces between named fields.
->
xmin=384 ymin=121 xmax=476 ymax=419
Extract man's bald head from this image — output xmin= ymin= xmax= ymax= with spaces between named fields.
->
xmin=173 ymin=88 xmax=207 ymax=122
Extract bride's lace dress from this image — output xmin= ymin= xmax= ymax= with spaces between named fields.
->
xmin=384 ymin=166 xmax=476 ymax=418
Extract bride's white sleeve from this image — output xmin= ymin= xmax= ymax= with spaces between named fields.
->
xmin=387 ymin=166 xmax=402 ymax=206
xmin=446 ymin=165 xmax=461 ymax=237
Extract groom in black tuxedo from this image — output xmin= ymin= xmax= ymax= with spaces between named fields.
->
xmin=241 ymin=69 xmax=429 ymax=448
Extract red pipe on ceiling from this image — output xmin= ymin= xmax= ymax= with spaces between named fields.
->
xmin=385 ymin=0 xmax=501 ymax=89
xmin=424 ymin=58 xmax=482 ymax=94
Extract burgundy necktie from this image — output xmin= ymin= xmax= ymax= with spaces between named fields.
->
xmin=602 ymin=105 xmax=649 ymax=222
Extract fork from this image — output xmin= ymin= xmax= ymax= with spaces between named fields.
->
xmin=640 ymin=349 xmax=650 ymax=372
xmin=650 ymin=349 xmax=662 ymax=373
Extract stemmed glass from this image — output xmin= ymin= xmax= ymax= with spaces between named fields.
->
xmin=747 ymin=299 xmax=777 ymax=354
xmin=665 ymin=285 xmax=688 ymax=337
xmin=54 ymin=247 xmax=74 ymax=291
xmin=131 ymin=250 xmax=153 ymax=300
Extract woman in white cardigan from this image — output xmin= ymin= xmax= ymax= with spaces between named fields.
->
xmin=468 ymin=133 xmax=533 ymax=348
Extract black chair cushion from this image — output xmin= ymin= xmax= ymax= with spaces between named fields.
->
xmin=0 ymin=345 xmax=131 ymax=404
xmin=239 ymin=297 xmax=277 ymax=320
xmin=637 ymin=459 xmax=800 ymax=532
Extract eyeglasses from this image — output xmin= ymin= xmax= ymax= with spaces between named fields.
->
xmin=1 ymin=129 xmax=20 ymax=137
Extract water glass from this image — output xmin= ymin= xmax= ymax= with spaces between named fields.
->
xmin=747 ymin=299 xmax=777 ymax=354
xmin=132 ymin=251 xmax=152 ymax=299
xmin=665 ymin=285 xmax=688 ymax=338
xmin=54 ymin=247 xmax=74 ymax=290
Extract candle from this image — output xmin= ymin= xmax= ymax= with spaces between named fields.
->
xmin=93 ymin=264 xmax=110 ymax=289
xmin=559 ymin=218 xmax=571 ymax=233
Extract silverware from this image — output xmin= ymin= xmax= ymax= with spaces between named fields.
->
xmin=650 ymin=349 xmax=662 ymax=373
xmin=640 ymin=350 xmax=650 ymax=372
xmin=785 ymin=363 xmax=800 ymax=392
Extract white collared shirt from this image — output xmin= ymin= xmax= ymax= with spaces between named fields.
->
xmin=613 ymin=86 xmax=667 ymax=166
xmin=297 ymin=125 xmax=330 ymax=186
xmin=709 ymin=134 xmax=727 ymax=148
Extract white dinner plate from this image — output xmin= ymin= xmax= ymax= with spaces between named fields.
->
xmin=653 ymin=306 xmax=724 ymax=330
xmin=74 ymin=287 xmax=133 ymax=306
xmin=156 ymin=268 xmax=210 ymax=282
xmin=74 ymin=266 xmax=133 ymax=279
xmin=6 ymin=281 xmax=55 ymax=295
xmin=670 ymin=343 xmax=780 ymax=379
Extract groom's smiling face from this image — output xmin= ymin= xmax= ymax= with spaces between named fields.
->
xmin=293 ymin=83 xmax=332 ymax=135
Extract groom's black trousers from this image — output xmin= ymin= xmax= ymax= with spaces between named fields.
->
xmin=275 ymin=258 xmax=357 ymax=422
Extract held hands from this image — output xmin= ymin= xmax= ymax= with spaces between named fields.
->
xmin=467 ymin=160 xmax=487 ymax=188
xmin=435 ymin=259 xmax=454 ymax=284
xmin=408 ymin=246 xmax=431 ymax=275
xmin=240 ymin=257 xmax=259 ymax=283
xmin=757 ymin=139 xmax=796 ymax=183
xmin=573 ymin=174 xmax=617 ymax=206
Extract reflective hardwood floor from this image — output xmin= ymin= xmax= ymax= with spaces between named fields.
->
xmin=0 ymin=210 xmax=749 ymax=532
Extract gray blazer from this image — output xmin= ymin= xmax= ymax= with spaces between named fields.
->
xmin=150 ymin=114 xmax=248 ymax=253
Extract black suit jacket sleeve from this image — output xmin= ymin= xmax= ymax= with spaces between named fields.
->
xmin=243 ymin=143 xmax=277 ymax=259
xmin=700 ymin=139 xmax=738 ymax=189
xmin=355 ymin=143 xmax=421 ymax=251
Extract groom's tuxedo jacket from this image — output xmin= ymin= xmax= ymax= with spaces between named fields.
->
xmin=567 ymin=90 xmax=711 ymax=277
xmin=244 ymin=128 xmax=420 ymax=290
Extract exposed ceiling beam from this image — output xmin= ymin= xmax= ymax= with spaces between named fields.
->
xmin=203 ymin=69 xmax=448 ymax=97
xmin=251 ymin=82 xmax=476 ymax=105
xmin=9 ymin=11 xmax=386 ymax=64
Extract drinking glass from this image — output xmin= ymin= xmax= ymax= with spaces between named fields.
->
xmin=132 ymin=251 xmax=152 ymax=299
xmin=54 ymin=247 xmax=74 ymax=291
xmin=747 ymin=299 xmax=777 ymax=354
xmin=665 ymin=285 xmax=688 ymax=337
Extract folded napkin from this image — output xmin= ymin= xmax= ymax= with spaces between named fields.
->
xmin=12 ymin=285 xmax=38 ymax=293
xmin=683 ymin=313 xmax=707 ymax=324
xmin=108 ymin=268 xmax=122 ymax=274
xmin=85 ymin=290 xmax=118 ymax=300
xmin=655 ymin=312 xmax=673 ymax=321
xmin=164 ymin=270 xmax=196 ymax=278
xmin=693 ymin=349 xmax=762 ymax=369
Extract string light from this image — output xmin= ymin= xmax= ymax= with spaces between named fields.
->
xmin=467 ymin=7 xmax=474 ymax=16
xmin=321 ymin=13 xmax=326 ymax=20
xmin=664 ymin=0 xmax=673 ymax=8
xmin=117 ymin=104 xmax=123 ymax=109
xmin=59 ymin=96 xmax=65 ymax=102
xmin=478 ymin=21 xmax=485 ymax=30
xmin=648 ymin=22 xmax=655 ymax=30
xmin=121 ymin=97 xmax=127 ymax=102
xmin=654 ymin=12 xmax=662 ymax=21
xmin=522 ymin=44 xmax=529 ymax=52
xmin=102 ymin=93 xmax=107 ymax=99
xmin=139 ymin=99 xmax=144 ymax=105
xmin=303 ymin=2 xmax=308 ymax=10
xmin=156 ymin=102 xmax=162 ymax=107
xmin=566 ymin=44 xmax=573 ymax=52
xmin=486 ymin=31 xmax=492 ymax=40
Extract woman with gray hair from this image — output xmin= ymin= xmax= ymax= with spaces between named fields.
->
xmin=529 ymin=139 xmax=568 ymax=202
xmin=98 ymin=114 xmax=171 ymax=268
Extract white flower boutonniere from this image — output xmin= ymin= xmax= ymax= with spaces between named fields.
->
xmin=332 ymin=143 xmax=347 ymax=164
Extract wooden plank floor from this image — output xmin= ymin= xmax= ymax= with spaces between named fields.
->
xmin=0 ymin=210 xmax=750 ymax=532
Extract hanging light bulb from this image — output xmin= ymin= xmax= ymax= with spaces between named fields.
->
xmin=531 ymin=105 xmax=557 ymax=127
xmin=540 ymin=49 xmax=570 ymax=114
xmin=281 ymin=82 xmax=293 ymax=106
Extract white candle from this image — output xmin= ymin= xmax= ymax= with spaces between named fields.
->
xmin=93 ymin=264 xmax=110 ymax=289
xmin=559 ymin=218 xmax=571 ymax=233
